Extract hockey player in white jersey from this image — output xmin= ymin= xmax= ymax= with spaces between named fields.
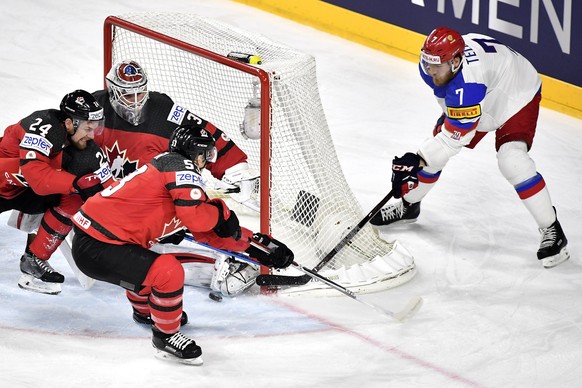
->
xmin=371 ymin=27 xmax=569 ymax=268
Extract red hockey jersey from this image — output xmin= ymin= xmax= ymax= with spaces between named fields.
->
xmin=72 ymin=151 xmax=251 ymax=252
xmin=93 ymin=90 xmax=247 ymax=180
xmin=0 ymin=109 xmax=74 ymax=199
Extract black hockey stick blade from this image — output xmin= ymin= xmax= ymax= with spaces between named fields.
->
xmin=257 ymin=191 xmax=394 ymax=287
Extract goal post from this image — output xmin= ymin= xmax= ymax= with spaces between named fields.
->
xmin=103 ymin=13 xmax=417 ymax=295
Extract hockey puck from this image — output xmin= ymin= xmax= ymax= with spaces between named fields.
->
xmin=208 ymin=291 xmax=223 ymax=302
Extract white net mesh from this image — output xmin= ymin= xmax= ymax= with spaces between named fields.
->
xmin=107 ymin=13 xmax=415 ymax=291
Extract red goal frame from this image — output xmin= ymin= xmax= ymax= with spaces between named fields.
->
xmin=103 ymin=16 xmax=273 ymax=235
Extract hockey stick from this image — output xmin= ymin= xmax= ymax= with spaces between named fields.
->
xmin=183 ymin=234 xmax=421 ymax=322
xmin=256 ymin=190 xmax=394 ymax=287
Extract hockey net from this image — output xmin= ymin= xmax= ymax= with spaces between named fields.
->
xmin=104 ymin=13 xmax=416 ymax=296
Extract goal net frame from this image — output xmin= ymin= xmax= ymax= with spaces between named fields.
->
xmin=102 ymin=14 xmax=416 ymax=296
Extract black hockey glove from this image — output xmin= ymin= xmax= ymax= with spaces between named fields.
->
xmin=158 ymin=229 xmax=186 ymax=245
xmin=72 ymin=173 xmax=103 ymax=201
xmin=391 ymin=152 xmax=422 ymax=199
xmin=433 ymin=113 xmax=446 ymax=136
xmin=209 ymin=198 xmax=242 ymax=241
xmin=246 ymin=233 xmax=294 ymax=269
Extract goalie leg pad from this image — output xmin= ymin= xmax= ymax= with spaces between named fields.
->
xmin=210 ymin=255 xmax=259 ymax=296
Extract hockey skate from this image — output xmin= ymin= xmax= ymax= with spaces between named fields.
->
xmin=370 ymin=199 xmax=421 ymax=226
xmin=133 ymin=309 xmax=188 ymax=327
xmin=538 ymin=217 xmax=569 ymax=269
xmin=152 ymin=328 xmax=203 ymax=365
xmin=18 ymin=252 xmax=64 ymax=295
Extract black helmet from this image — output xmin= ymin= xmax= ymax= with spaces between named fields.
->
xmin=169 ymin=124 xmax=217 ymax=163
xmin=60 ymin=90 xmax=104 ymax=122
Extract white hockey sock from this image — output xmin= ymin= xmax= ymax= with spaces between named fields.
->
xmin=404 ymin=166 xmax=441 ymax=204
xmin=497 ymin=141 xmax=556 ymax=228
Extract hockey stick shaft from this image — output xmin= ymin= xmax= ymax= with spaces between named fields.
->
xmin=257 ymin=190 xmax=394 ymax=286
xmin=187 ymin=236 xmax=420 ymax=321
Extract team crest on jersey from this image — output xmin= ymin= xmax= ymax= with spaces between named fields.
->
xmin=151 ymin=218 xmax=184 ymax=247
xmin=447 ymin=105 xmax=482 ymax=120
xmin=104 ymin=141 xmax=140 ymax=179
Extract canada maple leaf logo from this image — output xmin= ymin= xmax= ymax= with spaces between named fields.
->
xmin=161 ymin=217 xmax=183 ymax=237
xmin=104 ymin=141 xmax=139 ymax=179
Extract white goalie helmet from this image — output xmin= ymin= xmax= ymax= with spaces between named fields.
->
xmin=106 ymin=60 xmax=149 ymax=126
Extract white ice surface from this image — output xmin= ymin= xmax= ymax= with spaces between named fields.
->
xmin=1 ymin=1 xmax=581 ymax=387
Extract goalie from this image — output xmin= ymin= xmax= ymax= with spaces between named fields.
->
xmin=92 ymin=60 xmax=258 ymax=205
xmin=70 ymin=124 xmax=293 ymax=365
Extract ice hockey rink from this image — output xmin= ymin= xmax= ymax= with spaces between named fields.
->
xmin=1 ymin=1 xmax=581 ymax=387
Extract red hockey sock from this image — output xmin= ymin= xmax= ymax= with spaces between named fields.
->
xmin=142 ymin=254 xmax=185 ymax=334
xmin=126 ymin=290 xmax=150 ymax=316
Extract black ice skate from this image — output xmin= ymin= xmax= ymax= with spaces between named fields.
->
xmin=133 ymin=309 xmax=188 ymax=326
xmin=370 ymin=199 xmax=421 ymax=226
xmin=152 ymin=327 xmax=203 ymax=365
xmin=538 ymin=217 xmax=569 ymax=269
xmin=18 ymin=252 xmax=64 ymax=295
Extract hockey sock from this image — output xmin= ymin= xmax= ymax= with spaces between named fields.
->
xmin=28 ymin=207 xmax=73 ymax=260
xmin=142 ymin=254 xmax=185 ymax=334
xmin=127 ymin=290 xmax=150 ymax=317
xmin=497 ymin=141 xmax=555 ymax=228
xmin=403 ymin=167 xmax=441 ymax=204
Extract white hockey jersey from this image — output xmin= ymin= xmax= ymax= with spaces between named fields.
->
xmin=420 ymin=33 xmax=541 ymax=135
xmin=416 ymin=33 xmax=542 ymax=169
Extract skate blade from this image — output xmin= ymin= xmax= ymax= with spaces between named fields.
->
xmin=542 ymin=248 xmax=570 ymax=269
xmin=154 ymin=349 xmax=204 ymax=366
xmin=18 ymin=274 xmax=61 ymax=295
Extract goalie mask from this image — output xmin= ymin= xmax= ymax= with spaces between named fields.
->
xmin=60 ymin=89 xmax=105 ymax=135
xmin=106 ymin=60 xmax=149 ymax=126
xmin=169 ymin=124 xmax=217 ymax=169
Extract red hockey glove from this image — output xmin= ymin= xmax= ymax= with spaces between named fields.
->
xmin=246 ymin=233 xmax=294 ymax=269
xmin=433 ymin=113 xmax=446 ymax=136
xmin=72 ymin=173 xmax=103 ymax=201
xmin=209 ymin=198 xmax=241 ymax=241
xmin=392 ymin=152 xmax=422 ymax=199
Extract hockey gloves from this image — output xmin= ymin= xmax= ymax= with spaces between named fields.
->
xmin=246 ymin=233 xmax=294 ymax=269
xmin=433 ymin=113 xmax=446 ymax=136
xmin=72 ymin=173 xmax=103 ymax=201
xmin=392 ymin=152 xmax=422 ymax=198
xmin=209 ymin=198 xmax=242 ymax=241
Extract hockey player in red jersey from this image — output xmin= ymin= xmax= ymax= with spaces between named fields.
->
xmin=71 ymin=124 xmax=293 ymax=365
xmin=0 ymin=90 xmax=114 ymax=294
xmin=371 ymin=27 xmax=569 ymax=268
xmin=92 ymin=60 xmax=261 ymax=295
xmin=92 ymin=60 xmax=257 ymax=201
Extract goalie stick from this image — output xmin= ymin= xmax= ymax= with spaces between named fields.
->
xmin=182 ymin=233 xmax=422 ymax=322
xmin=256 ymin=191 xmax=394 ymax=287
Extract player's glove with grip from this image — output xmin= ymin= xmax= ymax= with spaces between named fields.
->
xmin=209 ymin=198 xmax=242 ymax=241
xmin=246 ymin=233 xmax=294 ymax=269
xmin=433 ymin=113 xmax=446 ymax=136
xmin=72 ymin=173 xmax=103 ymax=201
xmin=392 ymin=152 xmax=422 ymax=199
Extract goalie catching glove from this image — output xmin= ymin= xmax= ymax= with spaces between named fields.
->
xmin=246 ymin=233 xmax=294 ymax=269
xmin=392 ymin=152 xmax=422 ymax=198
xmin=218 ymin=163 xmax=259 ymax=203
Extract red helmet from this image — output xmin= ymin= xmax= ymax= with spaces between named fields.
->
xmin=421 ymin=27 xmax=465 ymax=65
